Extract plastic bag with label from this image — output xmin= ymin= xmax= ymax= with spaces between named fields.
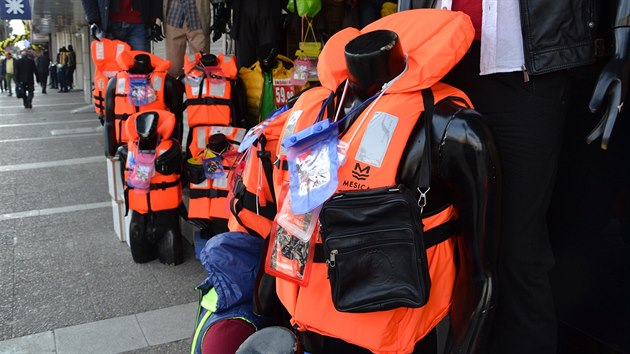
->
xmin=283 ymin=118 xmax=339 ymax=214
xmin=128 ymin=74 xmax=157 ymax=106
xmin=128 ymin=151 xmax=156 ymax=193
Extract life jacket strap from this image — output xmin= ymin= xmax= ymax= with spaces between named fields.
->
xmin=114 ymin=113 xmax=130 ymax=121
xmin=126 ymin=179 xmax=181 ymax=191
xmin=93 ymin=93 xmax=105 ymax=110
xmin=311 ymin=218 xmax=457 ymax=263
xmin=184 ymin=97 xmax=231 ymax=109
xmin=233 ymin=187 xmax=276 ymax=220
xmin=189 ymin=188 xmax=229 ymax=199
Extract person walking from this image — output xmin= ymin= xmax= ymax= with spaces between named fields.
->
xmin=36 ymin=49 xmax=50 ymax=94
xmin=49 ymin=59 xmax=58 ymax=89
xmin=1 ymin=52 xmax=15 ymax=96
xmin=14 ymin=50 xmax=37 ymax=109
xmin=56 ymin=47 xmax=69 ymax=93
xmin=66 ymin=45 xmax=77 ymax=90
xmin=0 ymin=54 xmax=5 ymax=93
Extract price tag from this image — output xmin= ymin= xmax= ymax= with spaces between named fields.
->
xmin=273 ymin=78 xmax=295 ymax=106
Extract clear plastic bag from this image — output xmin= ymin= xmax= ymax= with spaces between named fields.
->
xmin=277 ymin=192 xmax=321 ymax=243
xmin=291 ymin=59 xmax=311 ymax=86
xmin=128 ymin=150 xmax=156 ymax=193
xmin=265 ymin=184 xmax=317 ymax=286
xmin=128 ymin=74 xmax=157 ymax=106
xmin=283 ymin=119 xmax=340 ymax=214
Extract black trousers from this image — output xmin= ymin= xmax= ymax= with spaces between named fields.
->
xmin=22 ymin=82 xmax=34 ymax=108
xmin=443 ymin=42 xmax=568 ymax=354
xmin=233 ymin=0 xmax=282 ymax=69
xmin=39 ymin=74 xmax=48 ymax=93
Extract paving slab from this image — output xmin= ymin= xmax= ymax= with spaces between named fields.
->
xmin=0 ymin=331 xmax=55 ymax=354
xmin=136 ymin=302 xmax=197 ymax=346
xmin=121 ymin=337 xmax=192 ymax=354
xmin=0 ymin=89 xmax=204 ymax=347
xmin=86 ymin=263 xmax=177 ymax=321
xmin=12 ymin=271 xmax=95 ymax=338
xmin=55 ymin=315 xmax=148 ymax=354
xmin=0 ymin=303 xmax=13 ymax=342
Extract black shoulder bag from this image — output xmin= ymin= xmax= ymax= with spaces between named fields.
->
xmin=318 ymin=88 xmax=435 ymax=313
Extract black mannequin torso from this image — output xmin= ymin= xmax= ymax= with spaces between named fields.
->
xmin=312 ymin=29 xmax=502 ymax=353
xmin=118 ymin=110 xmax=183 ymax=266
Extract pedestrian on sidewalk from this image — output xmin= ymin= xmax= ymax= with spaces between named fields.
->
xmin=36 ymin=49 xmax=50 ymax=94
xmin=49 ymin=59 xmax=58 ymax=89
xmin=66 ymin=45 xmax=76 ymax=90
xmin=0 ymin=53 xmax=5 ymax=93
xmin=56 ymin=47 xmax=69 ymax=92
xmin=14 ymin=49 xmax=37 ymax=109
xmin=1 ymin=52 xmax=15 ymax=96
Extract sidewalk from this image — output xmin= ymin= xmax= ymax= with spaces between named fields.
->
xmin=0 ymin=87 xmax=205 ymax=353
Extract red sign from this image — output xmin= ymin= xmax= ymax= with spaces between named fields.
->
xmin=273 ymin=78 xmax=295 ymax=106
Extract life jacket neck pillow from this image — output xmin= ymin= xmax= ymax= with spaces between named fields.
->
xmin=125 ymin=110 xmax=176 ymax=142
xmin=117 ymin=50 xmax=171 ymax=73
xmin=317 ymin=8 xmax=474 ymax=93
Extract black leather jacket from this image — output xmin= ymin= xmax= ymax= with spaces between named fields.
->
xmin=406 ymin=0 xmax=630 ymax=75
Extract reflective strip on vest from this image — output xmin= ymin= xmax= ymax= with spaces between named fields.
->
xmin=190 ymin=288 xmax=218 ymax=354
xmin=190 ymin=287 xmax=256 ymax=354
xmin=116 ymin=77 xmax=126 ymax=93
xmin=95 ymin=42 xmax=105 ymax=60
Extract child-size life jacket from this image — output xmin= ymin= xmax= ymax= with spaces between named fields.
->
xmin=124 ymin=110 xmax=182 ymax=214
xmin=182 ymin=53 xmax=247 ymax=222
xmin=186 ymin=125 xmax=246 ymax=221
xmin=112 ymin=51 xmax=171 ymax=145
xmin=271 ymin=9 xmax=475 ymax=353
xmin=90 ymin=39 xmax=130 ymax=121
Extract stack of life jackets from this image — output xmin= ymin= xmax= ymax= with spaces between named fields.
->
xmin=90 ymin=39 xmax=130 ymax=123
xmin=123 ymin=109 xmax=182 ymax=215
xmin=230 ymin=9 xmax=475 ymax=354
xmin=111 ymin=50 xmax=171 ymax=147
xmin=182 ymin=53 xmax=248 ymax=224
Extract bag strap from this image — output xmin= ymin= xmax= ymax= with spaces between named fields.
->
xmin=417 ymin=88 xmax=434 ymax=214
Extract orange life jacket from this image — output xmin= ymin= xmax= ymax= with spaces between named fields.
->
xmin=182 ymin=53 xmax=246 ymax=221
xmin=90 ymin=39 xmax=130 ymax=119
xmin=227 ymin=109 xmax=290 ymax=238
xmin=183 ymin=53 xmax=238 ymax=128
xmin=112 ymin=51 xmax=171 ymax=146
xmin=187 ymin=126 xmax=246 ymax=220
xmin=124 ymin=110 xmax=182 ymax=214
xmin=272 ymin=9 xmax=475 ymax=353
